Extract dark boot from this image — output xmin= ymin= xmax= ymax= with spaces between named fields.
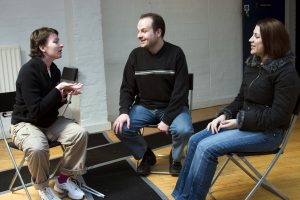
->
xmin=137 ymin=147 xmax=156 ymax=176
xmin=169 ymin=149 xmax=182 ymax=176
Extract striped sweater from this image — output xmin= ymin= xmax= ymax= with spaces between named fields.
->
xmin=119 ymin=42 xmax=189 ymax=125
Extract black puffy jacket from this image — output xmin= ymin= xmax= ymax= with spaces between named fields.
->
xmin=220 ymin=52 xmax=300 ymax=132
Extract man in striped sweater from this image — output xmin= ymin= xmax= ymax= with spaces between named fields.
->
xmin=113 ymin=13 xmax=193 ymax=176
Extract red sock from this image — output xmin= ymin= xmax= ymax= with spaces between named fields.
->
xmin=58 ymin=173 xmax=69 ymax=184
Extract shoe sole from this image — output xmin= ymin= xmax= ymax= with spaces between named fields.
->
xmin=53 ymin=184 xmax=64 ymax=194
xmin=54 ymin=184 xmax=84 ymax=200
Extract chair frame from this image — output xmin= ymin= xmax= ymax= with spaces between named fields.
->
xmin=209 ymin=95 xmax=300 ymax=200
xmin=1 ymin=92 xmax=32 ymax=200
xmin=137 ymin=73 xmax=194 ymax=175
xmin=60 ymin=67 xmax=78 ymax=116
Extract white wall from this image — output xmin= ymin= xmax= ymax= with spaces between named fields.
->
xmin=0 ymin=0 xmax=111 ymax=134
xmin=0 ymin=0 xmax=296 ymax=131
xmin=102 ymin=0 xmax=243 ymax=120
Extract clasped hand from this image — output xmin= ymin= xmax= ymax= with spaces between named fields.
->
xmin=56 ymin=82 xmax=83 ymax=96
xmin=56 ymin=82 xmax=82 ymax=102
xmin=206 ymin=114 xmax=238 ymax=134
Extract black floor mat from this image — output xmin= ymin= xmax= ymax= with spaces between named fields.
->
xmin=83 ymin=160 xmax=164 ymax=200
xmin=88 ymin=132 xmax=110 ymax=148
xmin=0 ymin=132 xmax=109 ymax=192
xmin=86 ymin=131 xmax=172 ymax=166
xmin=0 ymin=119 xmax=212 ymax=193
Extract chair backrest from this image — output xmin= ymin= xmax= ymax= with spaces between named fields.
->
xmin=188 ymin=73 xmax=194 ymax=112
xmin=0 ymin=92 xmax=16 ymax=113
xmin=61 ymin=67 xmax=78 ymax=83
xmin=188 ymin=73 xmax=193 ymax=91
xmin=0 ymin=92 xmax=15 ymax=139
xmin=279 ymin=94 xmax=300 ymax=152
xmin=60 ymin=67 xmax=79 ymax=117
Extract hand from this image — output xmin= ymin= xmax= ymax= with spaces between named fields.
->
xmin=157 ymin=121 xmax=169 ymax=134
xmin=206 ymin=114 xmax=226 ymax=134
xmin=63 ymin=83 xmax=83 ymax=95
xmin=113 ymin=114 xmax=130 ymax=134
xmin=219 ymin=119 xmax=238 ymax=130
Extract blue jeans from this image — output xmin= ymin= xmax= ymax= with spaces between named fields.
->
xmin=116 ymin=105 xmax=193 ymax=161
xmin=172 ymin=128 xmax=284 ymax=200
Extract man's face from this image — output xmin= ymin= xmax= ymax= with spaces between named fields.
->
xmin=137 ymin=17 xmax=161 ymax=49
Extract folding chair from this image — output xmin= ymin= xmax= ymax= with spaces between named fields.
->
xmin=60 ymin=67 xmax=78 ymax=116
xmin=0 ymin=91 xmax=32 ymax=200
xmin=137 ymin=73 xmax=194 ymax=175
xmin=209 ymin=94 xmax=300 ymax=200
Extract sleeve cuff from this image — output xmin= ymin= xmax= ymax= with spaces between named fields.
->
xmin=237 ymin=111 xmax=245 ymax=129
xmin=218 ymin=108 xmax=232 ymax=120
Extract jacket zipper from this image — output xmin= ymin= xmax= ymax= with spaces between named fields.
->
xmin=249 ymin=64 xmax=262 ymax=88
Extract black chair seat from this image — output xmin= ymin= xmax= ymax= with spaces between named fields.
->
xmin=229 ymin=148 xmax=280 ymax=157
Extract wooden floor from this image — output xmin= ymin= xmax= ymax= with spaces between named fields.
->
xmin=1 ymin=106 xmax=299 ymax=200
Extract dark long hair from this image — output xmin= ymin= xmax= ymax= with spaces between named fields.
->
xmin=257 ymin=18 xmax=291 ymax=59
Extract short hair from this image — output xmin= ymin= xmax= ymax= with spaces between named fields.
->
xmin=140 ymin=13 xmax=165 ymax=38
xmin=29 ymin=27 xmax=58 ymax=58
xmin=256 ymin=18 xmax=291 ymax=59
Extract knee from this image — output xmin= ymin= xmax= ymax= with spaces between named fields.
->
xmin=172 ymin=124 xmax=193 ymax=138
xmin=188 ymin=134 xmax=199 ymax=145
xmin=27 ymin=146 xmax=49 ymax=159
xmin=77 ymin=127 xmax=88 ymax=142
xmin=196 ymin=142 xmax=218 ymax=159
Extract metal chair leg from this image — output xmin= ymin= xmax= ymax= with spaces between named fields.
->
xmin=1 ymin=120 xmax=32 ymax=200
xmin=9 ymin=155 xmax=26 ymax=192
xmin=80 ymin=183 xmax=105 ymax=198
xmin=239 ymin=156 xmax=289 ymax=200
xmin=74 ymin=177 xmax=105 ymax=198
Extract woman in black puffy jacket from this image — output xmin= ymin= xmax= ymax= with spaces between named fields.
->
xmin=172 ymin=18 xmax=300 ymax=200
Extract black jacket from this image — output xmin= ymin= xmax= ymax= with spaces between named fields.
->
xmin=11 ymin=57 xmax=65 ymax=127
xmin=119 ymin=42 xmax=189 ymax=125
xmin=220 ymin=52 xmax=300 ymax=131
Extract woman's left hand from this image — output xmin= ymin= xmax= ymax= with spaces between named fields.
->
xmin=218 ymin=119 xmax=238 ymax=130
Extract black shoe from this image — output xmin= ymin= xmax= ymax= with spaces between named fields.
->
xmin=137 ymin=148 xmax=156 ymax=176
xmin=169 ymin=150 xmax=182 ymax=176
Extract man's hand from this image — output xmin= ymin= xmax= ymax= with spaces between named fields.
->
xmin=157 ymin=121 xmax=169 ymax=134
xmin=113 ymin=114 xmax=130 ymax=134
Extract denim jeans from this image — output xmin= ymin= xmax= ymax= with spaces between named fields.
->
xmin=172 ymin=128 xmax=284 ymax=200
xmin=116 ymin=105 xmax=193 ymax=161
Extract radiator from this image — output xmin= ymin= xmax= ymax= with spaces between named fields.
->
xmin=0 ymin=45 xmax=21 ymax=93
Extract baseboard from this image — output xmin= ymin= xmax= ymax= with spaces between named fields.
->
xmin=83 ymin=121 xmax=112 ymax=134
xmin=192 ymin=97 xmax=234 ymax=110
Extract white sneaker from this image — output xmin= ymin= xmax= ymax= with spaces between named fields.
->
xmin=38 ymin=187 xmax=61 ymax=200
xmin=54 ymin=177 xmax=85 ymax=200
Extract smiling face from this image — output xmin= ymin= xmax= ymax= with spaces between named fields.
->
xmin=249 ymin=25 xmax=265 ymax=59
xmin=137 ymin=17 xmax=161 ymax=50
xmin=40 ymin=33 xmax=63 ymax=62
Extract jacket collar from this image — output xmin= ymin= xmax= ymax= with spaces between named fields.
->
xmin=245 ymin=51 xmax=295 ymax=72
